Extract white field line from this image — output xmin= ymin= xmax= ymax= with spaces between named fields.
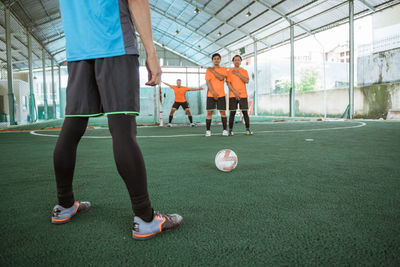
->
xmin=29 ymin=121 xmax=367 ymax=139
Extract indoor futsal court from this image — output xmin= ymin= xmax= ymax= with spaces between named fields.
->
xmin=1 ymin=0 xmax=400 ymax=266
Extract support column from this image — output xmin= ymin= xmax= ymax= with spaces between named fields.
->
xmin=197 ymin=67 xmax=202 ymax=114
xmin=349 ymin=0 xmax=355 ymax=119
xmin=290 ymin=22 xmax=295 ymax=117
xmin=51 ymin=58 xmax=56 ymax=119
xmin=58 ymin=65 xmax=63 ymax=118
xmin=5 ymin=8 xmax=16 ymax=125
xmin=27 ymin=30 xmax=35 ymax=122
xmin=42 ymin=48 xmax=48 ymax=120
xmin=253 ymin=41 xmax=258 ymax=116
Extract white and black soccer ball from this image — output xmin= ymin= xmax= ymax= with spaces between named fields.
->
xmin=215 ymin=149 xmax=238 ymax=172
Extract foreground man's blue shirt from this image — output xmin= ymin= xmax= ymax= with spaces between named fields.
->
xmin=59 ymin=0 xmax=139 ymax=61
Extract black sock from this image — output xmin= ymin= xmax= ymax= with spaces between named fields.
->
xmin=107 ymin=114 xmax=153 ymax=221
xmin=188 ymin=116 xmax=193 ymax=123
xmin=169 ymin=116 xmax=173 ymax=123
xmin=243 ymin=111 xmax=250 ymax=129
xmin=54 ymin=117 xmax=89 ymax=208
xmin=229 ymin=111 xmax=235 ymax=130
xmin=206 ymin=119 xmax=211 ymax=130
xmin=222 ymin=116 xmax=227 ymax=130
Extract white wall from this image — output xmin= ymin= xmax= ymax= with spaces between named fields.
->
xmin=0 ymin=79 xmax=30 ymax=124
xmin=258 ymin=82 xmax=400 ymax=117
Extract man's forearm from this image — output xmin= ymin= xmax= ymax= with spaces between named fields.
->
xmin=128 ymin=0 xmax=156 ymax=55
xmin=227 ymin=82 xmax=239 ymax=96
xmin=235 ymin=72 xmax=249 ymax=83
xmin=206 ymin=81 xmax=217 ymax=96
xmin=209 ymin=69 xmax=225 ymax=81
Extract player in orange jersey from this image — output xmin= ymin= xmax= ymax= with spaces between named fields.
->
xmin=162 ymin=79 xmax=203 ymax=127
xmin=226 ymin=55 xmax=253 ymax=136
xmin=205 ymin=53 xmax=228 ymax=137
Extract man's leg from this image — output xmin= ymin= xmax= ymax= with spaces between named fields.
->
xmin=107 ymin=114 xmax=153 ymax=222
xmin=54 ymin=117 xmax=89 ymax=208
xmin=185 ymin=108 xmax=193 ymax=123
xmin=169 ymin=108 xmax=176 ymax=124
xmin=229 ymin=111 xmax=236 ymax=131
xmin=219 ymin=110 xmax=227 ymax=131
xmin=206 ymin=110 xmax=213 ymax=131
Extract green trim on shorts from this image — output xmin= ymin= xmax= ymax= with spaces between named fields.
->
xmin=65 ymin=113 xmax=104 ymax=118
xmin=105 ymin=111 xmax=140 ymax=116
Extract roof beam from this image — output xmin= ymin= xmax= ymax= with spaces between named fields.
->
xmin=151 ymin=27 xmax=209 ymax=58
xmin=34 ymin=13 xmax=61 ymax=28
xmin=43 ymin=34 xmax=64 ymax=45
xmin=150 ymin=4 xmax=228 ymax=52
xmin=152 ymin=40 xmax=202 ymax=66
xmin=255 ymin=0 xmax=312 ymax=35
xmin=357 ymin=0 xmax=376 ymax=12
xmin=182 ymin=0 xmax=269 ymax=47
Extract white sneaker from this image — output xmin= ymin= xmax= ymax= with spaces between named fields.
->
xmin=222 ymin=130 xmax=228 ymax=136
xmin=190 ymin=122 xmax=197 ymax=127
xmin=205 ymin=130 xmax=211 ymax=137
xmin=167 ymin=123 xmax=172 ymax=127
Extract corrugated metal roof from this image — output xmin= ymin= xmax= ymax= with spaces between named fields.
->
xmin=0 ymin=0 xmax=398 ymax=70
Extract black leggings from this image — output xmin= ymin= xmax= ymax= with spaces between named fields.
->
xmin=229 ymin=110 xmax=250 ymax=129
xmin=54 ymin=114 xmax=153 ymax=221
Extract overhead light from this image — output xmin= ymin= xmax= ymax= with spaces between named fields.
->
xmin=194 ymin=7 xmax=200 ymax=14
xmin=197 ymin=45 xmax=201 ymax=48
xmin=246 ymin=11 xmax=252 ymax=17
xmin=217 ymin=32 xmax=222 ymax=37
xmin=175 ymin=29 xmax=180 ymax=34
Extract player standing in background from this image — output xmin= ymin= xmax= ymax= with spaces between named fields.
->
xmin=226 ymin=55 xmax=253 ymax=136
xmin=162 ymin=79 xmax=203 ymax=127
xmin=205 ymin=53 xmax=228 ymax=137
xmin=53 ymin=0 xmax=182 ymax=240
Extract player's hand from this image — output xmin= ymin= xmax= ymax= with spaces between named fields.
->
xmin=145 ymin=53 xmax=161 ymax=86
xmin=236 ymin=96 xmax=240 ymax=100
xmin=200 ymin=87 xmax=204 ymax=90
xmin=213 ymin=93 xmax=218 ymax=100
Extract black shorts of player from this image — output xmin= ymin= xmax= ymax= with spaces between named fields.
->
xmin=172 ymin=102 xmax=189 ymax=110
xmin=229 ymin=97 xmax=249 ymax=111
xmin=206 ymin=97 xmax=226 ymax=110
xmin=65 ymin=54 xmax=140 ymax=117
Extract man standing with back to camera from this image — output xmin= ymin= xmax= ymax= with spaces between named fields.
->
xmin=52 ymin=0 xmax=182 ymax=240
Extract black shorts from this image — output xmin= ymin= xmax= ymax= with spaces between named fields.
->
xmin=206 ymin=97 xmax=226 ymax=111
xmin=65 ymin=55 xmax=140 ymax=117
xmin=172 ymin=102 xmax=189 ymax=110
xmin=229 ymin=97 xmax=249 ymax=111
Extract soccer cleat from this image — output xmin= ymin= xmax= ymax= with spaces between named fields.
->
xmin=132 ymin=211 xmax=183 ymax=240
xmin=205 ymin=130 xmax=211 ymax=137
xmin=167 ymin=123 xmax=172 ymax=127
xmin=228 ymin=130 xmax=234 ymax=136
xmin=51 ymin=201 xmax=91 ymax=224
xmin=246 ymin=130 xmax=254 ymax=135
xmin=190 ymin=122 xmax=197 ymax=127
xmin=222 ymin=130 xmax=229 ymax=136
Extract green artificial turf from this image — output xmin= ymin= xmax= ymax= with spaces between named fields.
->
xmin=1 ymin=120 xmax=399 ymax=266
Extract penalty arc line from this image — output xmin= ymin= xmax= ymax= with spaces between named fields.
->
xmin=29 ymin=122 xmax=367 ymax=139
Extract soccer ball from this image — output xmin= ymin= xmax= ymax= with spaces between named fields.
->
xmin=215 ymin=149 xmax=238 ymax=172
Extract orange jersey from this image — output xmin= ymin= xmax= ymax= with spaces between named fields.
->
xmin=205 ymin=67 xmax=227 ymax=97
xmin=170 ymin=85 xmax=190 ymax=102
xmin=227 ymin=68 xmax=249 ymax=98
